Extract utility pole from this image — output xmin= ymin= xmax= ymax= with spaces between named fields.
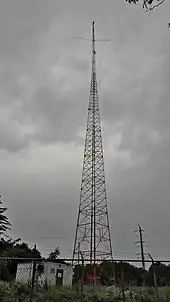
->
xmin=135 ymin=224 xmax=145 ymax=270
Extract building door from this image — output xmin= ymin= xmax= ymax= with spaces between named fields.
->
xmin=56 ymin=269 xmax=63 ymax=286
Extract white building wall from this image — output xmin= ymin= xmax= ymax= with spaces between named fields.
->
xmin=16 ymin=263 xmax=33 ymax=284
xmin=15 ymin=262 xmax=73 ymax=287
xmin=63 ymin=264 xmax=73 ymax=286
xmin=44 ymin=262 xmax=73 ymax=287
xmin=44 ymin=262 xmax=56 ymax=286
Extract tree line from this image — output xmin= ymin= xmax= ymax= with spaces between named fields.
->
xmin=0 ymin=195 xmax=170 ymax=286
xmin=74 ymin=261 xmax=170 ymax=287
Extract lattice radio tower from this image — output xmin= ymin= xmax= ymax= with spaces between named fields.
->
xmin=73 ymin=22 xmax=114 ymax=281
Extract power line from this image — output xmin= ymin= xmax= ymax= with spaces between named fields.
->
xmin=38 ymin=237 xmax=68 ymax=239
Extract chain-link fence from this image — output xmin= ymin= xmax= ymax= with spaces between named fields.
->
xmin=0 ymin=257 xmax=74 ymax=301
xmin=0 ymin=257 xmax=169 ymax=301
xmin=74 ymin=258 xmax=170 ymax=302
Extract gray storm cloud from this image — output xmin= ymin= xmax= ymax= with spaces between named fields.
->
xmin=0 ymin=0 xmax=170 ymax=259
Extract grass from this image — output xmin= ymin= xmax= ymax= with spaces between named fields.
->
xmin=0 ymin=282 xmax=170 ymax=301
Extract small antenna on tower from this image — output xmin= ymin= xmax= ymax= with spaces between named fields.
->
xmin=74 ymin=21 xmax=111 ymax=43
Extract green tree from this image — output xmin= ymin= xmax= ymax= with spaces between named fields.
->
xmin=73 ymin=261 xmax=146 ymax=286
xmin=98 ymin=261 xmax=145 ymax=286
xmin=0 ymin=239 xmax=41 ymax=281
xmin=0 ymin=196 xmax=11 ymax=237
xmin=147 ymin=262 xmax=170 ymax=286
xmin=48 ymin=247 xmax=60 ymax=260
xmin=0 ymin=238 xmax=41 ymax=258
xmin=126 ymin=0 xmax=165 ymax=11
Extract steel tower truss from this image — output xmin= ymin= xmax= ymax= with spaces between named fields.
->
xmin=73 ymin=22 xmax=113 ymax=279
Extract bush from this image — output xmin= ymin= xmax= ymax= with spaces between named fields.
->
xmin=0 ymin=281 xmax=29 ymax=301
xmin=0 ymin=283 xmax=170 ymax=301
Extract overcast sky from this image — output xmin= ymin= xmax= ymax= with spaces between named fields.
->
xmin=0 ymin=0 xmax=170 ymax=261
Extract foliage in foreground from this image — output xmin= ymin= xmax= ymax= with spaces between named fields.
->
xmin=0 ymin=282 xmax=170 ymax=301
xmin=126 ymin=0 xmax=165 ymax=11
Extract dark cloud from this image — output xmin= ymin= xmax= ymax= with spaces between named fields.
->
xmin=0 ymin=0 xmax=170 ymax=259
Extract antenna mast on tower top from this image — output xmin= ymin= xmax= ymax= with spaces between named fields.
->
xmin=73 ymin=22 xmax=114 ymax=283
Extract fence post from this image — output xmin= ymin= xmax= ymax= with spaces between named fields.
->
xmin=76 ymin=242 xmax=80 ymax=294
xmin=80 ymin=251 xmax=84 ymax=302
xmin=29 ymin=260 xmax=36 ymax=302
xmin=148 ymin=253 xmax=158 ymax=299
xmin=120 ymin=261 xmax=126 ymax=302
